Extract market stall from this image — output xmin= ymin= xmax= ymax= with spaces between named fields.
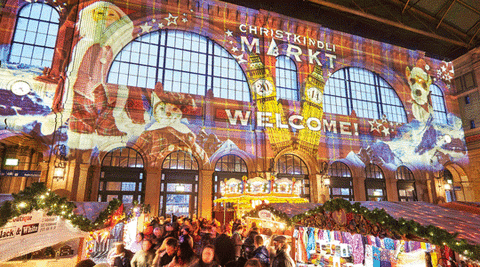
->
xmin=244 ymin=199 xmax=480 ymax=266
xmin=292 ymin=199 xmax=480 ymax=266
xmin=214 ymin=176 xmax=309 ymax=218
xmin=0 ymin=183 xmax=143 ymax=265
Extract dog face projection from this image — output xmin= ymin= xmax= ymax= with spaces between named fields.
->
xmin=406 ymin=59 xmax=433 ymax=122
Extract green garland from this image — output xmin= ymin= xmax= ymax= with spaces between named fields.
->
xmin=0 ymin=182 xmax=135 ymax=232
xmin=243 ymin=203 xmax=294 ymax=226
xmin=244 ymin=198 xmax=480 ymax=260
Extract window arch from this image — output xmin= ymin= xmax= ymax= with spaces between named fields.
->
xmin=108 ymin=30 xmax=250 ymax=101
xmin=324 ymin=67 xmax=407 ymax=123
xmin=99 ymin=147 xmax=145 ymax=203
xmin=276 ymin=154 xmax=310 ymax=199
xmin=160 ymin=151 xmax=199 ymax=217
xmin=327 ymin=161 xmax=354 ymax=200
xmin=215 ymin=154 xmax=248 ymax=172
xmin=276 ymin=56 xmax=299 ymax=101
xmin=162 ymin=150 xmax=199 ymax=170
xmin=365 ymin=163 xmax=387 ymax=201
xmin=9 ymin=3 xmax=59 ymax=67
xmin=213 ymin=154 xmax=248 ymax=211
xmin=395 ymin=165 xmax=417 ymax=201
xmin=430 ymin=84 xmax=448 ymax=124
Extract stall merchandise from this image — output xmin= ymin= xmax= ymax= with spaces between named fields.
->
xmin=0 ymin=183 xmax=143 ymax=263
xmin=214 ymin=177 xmax=310 ymax=216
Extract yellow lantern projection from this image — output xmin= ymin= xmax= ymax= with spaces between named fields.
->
xmin=298 ymin=65 xmax=326 ymax=155
xmin=246 ymin=54 xmax=292 ymax=153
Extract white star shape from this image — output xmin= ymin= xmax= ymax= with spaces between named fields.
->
xmin=152 ymin=19 xmax=156 ymax=23
xmin=233 ymin=53 xmax=247 ymax=64
xmin=441 ymin=65 xmax=447 ymax=72
xmin=183 ymin=13 xmax=187 ymax=16
xmin=140 ymin=22 xmax=152 ymax=33
xmin=368 ymin=119 xmax=381 ymax=133
xmin=229 ymin=40 xmax=233 ymax=44
xmin=158 ymin=23 xmax=165 ymax=29
xmin=382 ymin=126 xmax=390 ymax=136
xmin=182 ymin=18 xmax=188 ymax=23
xmin=381 ymin=114 xmax=388 ymax=124
xmin=231 ymin=47 xmax=238 ymax=52
xmin=225 ymin=30 xmax=233 ymax=37
xmin=57 ymin=6 xmax=64 ymax=12
xmin=165 ymin=13 xmax=178 ymax=26
xmin=190 ymin=9 xmax=194 ymax=12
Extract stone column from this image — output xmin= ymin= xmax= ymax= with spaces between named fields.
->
xmin=144 ymin=167 xmax=161 ymax=216
xmin=75 ymin=163 xmax=91 ymax=201
xmin=354 ymin=176 xmax=366 ymax=201
xmin=199 ymin=170 xmax=214 ymax=219
xmin=315 ymin=174 xmax=329 ymax=203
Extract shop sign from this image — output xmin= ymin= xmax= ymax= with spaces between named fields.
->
xmin=0 ymin=210 xmax=58 ymax=242
xmin=258 ymin=210 xmax=275 ymax=221
xmin=0 ymin=170 xmax=41 ymax=177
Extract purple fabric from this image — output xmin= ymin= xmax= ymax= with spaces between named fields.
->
xmin=352 ymin=234 xmax=364 ymax=265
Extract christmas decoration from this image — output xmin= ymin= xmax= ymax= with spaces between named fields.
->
xmin=0 ymin=182 xmax=143 ymax=232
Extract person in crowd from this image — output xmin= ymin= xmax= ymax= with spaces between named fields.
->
xmin=128 ymin=233 xmax=145 ymax=253
xmin=76 ymin=259 xmax=96 ymax=267
xmin=107 ymin=242 xmax=134 ymax=267
xmin=164 ymin=223 xmax=176 ymax=239
xmin=252 ymin=235 xmax=269 ymax=267
xmin=242 ymin=227 xmax=258 ymax=259
xmin=154 ymin=237 xmax=179 ymax=267
xmin=231 ymin=225 xmax=243 ymax=260
xmin=153 ymin=227 xmax=165 ymax=250
xmin=168 ymin=241 xmax=199 ymax=267
xmin=243 ymin=259 xmax=262 ymax=267
xmin=194 ymin=244 xmax=219 ymax=267
xmin=271 ymin=236 xmax=294 ymax=267
xmin=214 ymin=226 xmax=236 ymax=267
xmin=131 ymin=239 xmax=156 ymax=267
xmin=179 ymin=226 xmax=194 ymax=248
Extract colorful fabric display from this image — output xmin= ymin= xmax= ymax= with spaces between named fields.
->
xmin=372 ymin=246 xmax=381 ymax=267
xmin=380 ymin=250 xmax=391 ymax=267
xmin=352 ymin=234 xmax=365 ymax=265
xmin=365 ymin=245 xmax=373 ymax=267
xmin=384 ymin=238 xmax=395 ymax=251
xmin=306 ymin=227 xmax=315 ymax=259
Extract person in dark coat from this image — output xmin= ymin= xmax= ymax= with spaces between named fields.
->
xmin=242 ymin=227 xmax=258 ymax=259
xmin=251 ymin=235 xmax=269 ymax=267
xmin=213 ymin=226 xmax=235 ymax=267
xmin=271 ymin=236 xmax=293 ymax=267
xmin=153 ymin=237 xmax=179 ymax=267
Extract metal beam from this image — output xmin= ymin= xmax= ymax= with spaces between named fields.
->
xmin=306 ymin=0 xmax=469 ymax=47
xmin=402 ymin=0 xmax=411 ymax=14
xmin=436 ymin=0 xmax=456 ymax=29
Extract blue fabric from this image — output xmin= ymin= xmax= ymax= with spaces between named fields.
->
xmin=306 ymin=227 xmax=315 ymax=259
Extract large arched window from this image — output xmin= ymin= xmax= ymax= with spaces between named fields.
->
xmin=213 ymin=155 xmax=248 ymax=212
xmin=108 ymin=30 xmax=250 ymax=101
xmin=276 ymin=56 xmax=299 ymax=101
xmin=324 ymin=67 xmax=407 ymax=123
xmin=160 ymin=151 xmax=199 ymax=217
xmin=276 ymin=154 xmax=310 ymax=199
xmin=395 ymin=165 xmax=417 ymax=201
xmin=365 ymin=163 xmax=387 ymax=201
xmin=430 ymin=84 xmax=448 ymax=124
xmin=327 ymin=161 xmax=354 ymax=201
xmin=99 ymin=147 xmax=145 ymax=203
xmin=9 ymin=3 xmax=59 ymax=67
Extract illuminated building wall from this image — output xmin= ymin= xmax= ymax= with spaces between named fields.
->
xmin=0 ymin=0 xmax=473 ymax=218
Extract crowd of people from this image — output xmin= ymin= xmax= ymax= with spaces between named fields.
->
xmin=76 ymin=216 xmax=294 ymax=267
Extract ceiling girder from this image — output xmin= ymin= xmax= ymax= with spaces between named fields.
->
xmin=306 ymin=0 xmax=470 ymax=47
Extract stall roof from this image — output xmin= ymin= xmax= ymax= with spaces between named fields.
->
xmin=358 ymin=201 xmax=480 ymax=246
xmin=267 ymin=203 xmax=322 ymax=218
